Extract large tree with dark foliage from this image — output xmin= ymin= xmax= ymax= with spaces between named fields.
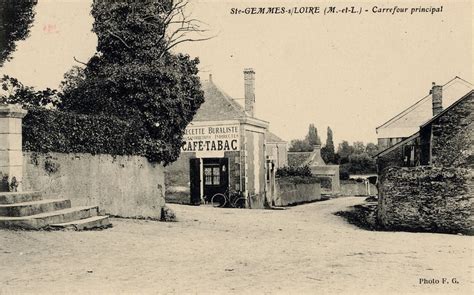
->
xmin=60 ymin=0 xmax=207 ymax=164
xmin=0 ymin=0 xmax=37 ymax=67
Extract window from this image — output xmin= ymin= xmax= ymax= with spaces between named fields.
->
xmin=204 ymin=165 xmax=220 ymax=185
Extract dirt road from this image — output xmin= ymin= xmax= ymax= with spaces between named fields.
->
xmin=0 ymin=197 xmax=472 ymax=294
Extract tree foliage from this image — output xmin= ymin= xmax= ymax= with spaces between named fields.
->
xmin=0 ymin=75 xmax=59 ymax=107
xmin=288 ymin=139 xmax=313 ymax=152
xmin=60 ymin=0 xmax=206 ymax=165
xmin=0 ymin=0 xmax=37 ymax=66
xmin=321 ymin=126 xmax=335 ymax=163
xmin=305 ymin=123 xmax=321 ymax=146
xmin=290 ymin=124 xmax=378 ymax=176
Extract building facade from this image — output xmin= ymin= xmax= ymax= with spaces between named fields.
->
xmin=375 ymin=90 xmax=473 ymax=172
xmin=165 ymin=69 xmax=286 ymax=208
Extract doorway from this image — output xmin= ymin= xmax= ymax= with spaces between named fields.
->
xmin=189 ymin=157 xmax=229 ymax=205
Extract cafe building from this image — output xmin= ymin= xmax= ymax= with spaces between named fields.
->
xmin=165 ymin=68 xmax=284 ymax=208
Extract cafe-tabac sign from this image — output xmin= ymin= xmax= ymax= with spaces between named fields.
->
xmin=182 ymin=124 xmax=240 ymax=152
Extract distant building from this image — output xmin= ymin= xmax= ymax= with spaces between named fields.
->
xmin=265 ymin=131 xmax=288 ymax=169
xmin=302 ymin=145 xmax=340 ymax=194
xmin=376 ymin=77 xmax=473 ymax=150
xmin=165 ymin=69 xmax=287 ymax=208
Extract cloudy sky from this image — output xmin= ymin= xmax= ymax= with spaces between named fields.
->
xmin=1 ymin=0 xmax=472 ymax=144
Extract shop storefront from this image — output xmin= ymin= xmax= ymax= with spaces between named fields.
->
xmin=165 ymin=69 xmax=284 ymax=208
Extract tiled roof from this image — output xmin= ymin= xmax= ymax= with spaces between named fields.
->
xmin=193 ymin=80 xmax=247 ymax=121
xmin=266 ymin=131 xmax=286 ymax=143
xmin=376 ymin=76 xmax=473 ymax=130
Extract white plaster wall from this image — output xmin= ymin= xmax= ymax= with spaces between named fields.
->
xmin=22 ymin=152 xmax=165 ymax=219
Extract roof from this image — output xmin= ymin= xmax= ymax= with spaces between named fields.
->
xmin=374 ymin=132 xmax=419 ymax=158
xmin=193 ymin=80 xmax=247 ymax=121
xmin=375 ymin=89 xmax=474 ymax=158
xmin=376 ymin=76 xmax=473 ymax=131
xmin=420 ymin=90 xmax=473 ymax=128
xmin=266 ymin=131 xmax=286 ymax=143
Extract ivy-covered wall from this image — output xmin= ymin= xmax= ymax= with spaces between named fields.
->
xmin=22 ymin=107 xmax=153 ymax=160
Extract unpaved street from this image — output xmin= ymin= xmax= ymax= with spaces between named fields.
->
xmin=1 ymin=197 xmax=472 ymax=294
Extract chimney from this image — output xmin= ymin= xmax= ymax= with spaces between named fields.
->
xmin=431 ymin=82 xmax=443 ymax=116
xmin=209 ymin=74 xmax=213 ymax=83
xmin=244 ymin=68 xmax=255 ymax=117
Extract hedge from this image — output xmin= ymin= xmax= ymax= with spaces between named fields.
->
xmin=23 ymin=107 xmax=150 ymax=158
xmin=276 ymin=165 xmax=312 ymax=178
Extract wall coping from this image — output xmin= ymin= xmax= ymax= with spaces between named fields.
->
xmin=0 ymin=104 xmax=28 ymax=118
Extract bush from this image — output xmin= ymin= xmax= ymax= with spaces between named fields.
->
xmin=23 ymin=106 xmax=151 ymax=159
xmin=276 ymin=165 xmax=322 ymax=185
xmin=276 ymin=165 xmax=312 ymax=178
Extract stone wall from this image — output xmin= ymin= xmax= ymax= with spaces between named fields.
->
xmin=274 ymin=179 xmax=321 ymax=206
xmin=340 ymin=180 xmax=378 ymax=196
xmin=23 ymin=152 xmax=166 ymax=219
xmin=378 ymin=166 xmax=473 ymax=234
xmin=430 ymin=92 xmax=473 ymax=168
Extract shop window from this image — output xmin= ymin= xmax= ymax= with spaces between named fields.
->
xmin=204 ymin=166 xmax=220 ymax=185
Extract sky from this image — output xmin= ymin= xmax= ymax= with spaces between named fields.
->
xmin=1 ymin=0 xmax=472 ymax=145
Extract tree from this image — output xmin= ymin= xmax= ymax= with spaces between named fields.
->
xmin=321 ymin=126 xmax=335 ymax=163
xmin=288 ymin=139 xmax=313 ymax=152
xmin=365 ymin=143 xmax=379 ymax=157
xmin=0 ymin=75 xmax=59 ymax=107
xmin=305 ymin=123 xmax=321 ymax=146
xmin=59 ymin=66 xmax=85 ymax=94
xmin=337 ymin=140 xmax=354 ymax=164
xmin=0 ymin=0 xmax=37 ymax=66
xmin=348 ymin=152 xmax=376 ymax=174
xmin=352 ymin=141 xmax=365 ymax=154
xmin=60 ymin=0 xmax=208 ymax=165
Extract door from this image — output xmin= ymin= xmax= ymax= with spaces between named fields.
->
xmin=189 ymin=158 xmax=201 ymax=205
xmin=203 ymin=158 xmax=229 ymax=202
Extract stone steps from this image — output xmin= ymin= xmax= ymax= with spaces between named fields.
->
xmin=0 ymin=199 xmax=71 ymax=217
xmin=50 ymin=215 xmax=111 ymax=231
xmin=0 ymin=191 xmax=111 ymax=231
xmin=0 ymin=205 xmax=100 ymax=229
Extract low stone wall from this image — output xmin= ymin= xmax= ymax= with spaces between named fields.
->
xmin=165 ymin=186 xmax=190 ymax=204
xmin=275 ymin=180 xmax=321 ymax=206
xmin=378 ymin=166 xmax=473 ymax=234
xmin=22 ymin=152 xmax=166 ymax=219
xmin=340 ymin=180 xmax=378 ymax=196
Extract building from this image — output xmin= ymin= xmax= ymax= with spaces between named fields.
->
xmin=165 ymin=69 xmax=287 ymax=208
xmin=302 ymin=145 xmax=340 ymax=193
xmin=375 ymin=86 xmax=473 ymax=234
xmin=375 ymin=88 xmax=473 ymax=172
xmin=265 ymin=131 xmax=288 ymax=169
xmin=375 ymin=77 xmax=473 ymax=150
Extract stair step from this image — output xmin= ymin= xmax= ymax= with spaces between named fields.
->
xmin=50 ymin=216 xmax=111 ymax=231
xmin=0 ymin=206 xmax=98 ymax=230
xmin=0 ymin=191 xmax=43 ymax=204
xmin=0 ymin=199 xmax=71 ymax=217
